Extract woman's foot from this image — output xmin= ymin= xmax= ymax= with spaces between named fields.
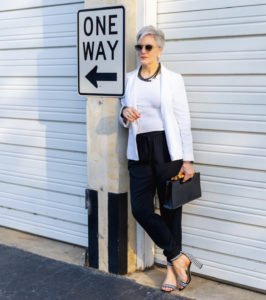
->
xmin=161 ymin=265 xmax=178 ymax=293
xmin=171 ymin=252 xmax=203 ymax=291
xmin=172 ymin=254 xmax=191 ymax=290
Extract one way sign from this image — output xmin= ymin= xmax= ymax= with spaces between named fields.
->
xmin=78 ymin=6 xmax=125 ymax=96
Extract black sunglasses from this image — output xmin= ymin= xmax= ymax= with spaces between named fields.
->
xmin=134 ymin=44 xmax=154 ymax=52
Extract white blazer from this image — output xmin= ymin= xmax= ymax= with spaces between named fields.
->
xmin=119 ymin=64 xmax=194 ymax=162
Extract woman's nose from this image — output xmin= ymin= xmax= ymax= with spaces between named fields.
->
xmin=141 ymin=47 xmax=147 ymax=53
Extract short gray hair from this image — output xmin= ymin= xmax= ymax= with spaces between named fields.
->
xmin=136 ymin=25 xmax=165 ymax=48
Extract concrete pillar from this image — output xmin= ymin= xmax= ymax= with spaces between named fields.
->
xmin=84 ymin=0 xmax=137 ymax=274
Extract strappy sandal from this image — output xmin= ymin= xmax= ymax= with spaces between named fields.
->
xmin=161 ymin=283 xmax=177 ymax=293
xmin=161 ymin=262 xmax=179 ymax=293
xmin=170 ymin=251 xmax=203 ymax=291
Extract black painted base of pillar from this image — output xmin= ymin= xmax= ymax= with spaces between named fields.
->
xmin=86 ymin=189 xmax=128 ymax=275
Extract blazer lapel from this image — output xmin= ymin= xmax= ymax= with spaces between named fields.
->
xmin=126 ymin=70 xmax=138 ymax=108
xmin=160 ymin=65 xmax=171 ymax=118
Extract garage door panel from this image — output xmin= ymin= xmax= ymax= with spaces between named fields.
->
xmin=193 ymin=130 xmax=266 ymax=149
xmin=185 ymin=75 xmax=266 ymax=87
xmin=197 ymin=164 xmax=266 ymax=184
xmin=193 ymin=130 xmax=266 ymax=147
xmin=185 ymin=251 xmax=266 ymax=291
xmin=0 ymin=149 xmax=86 ymax=170
xmin=0 ymin=155 xmax=86 ymax=178
xmin=0 ymin=65 xmax=77 ymax=77
xmin=164 ymin=36 xmax=266 ymax=53
xmin=182 ymin=214 xmax=265 ymax=242
xmin=0 ymin=130 xmax=86 ymax=151
xmin=0 ymin=99 xmax=86 ymax=110
xmin=0 ymin=207 xmax=87 ymax=246
xmin=157 ymin=0 xmax=266 ymax=290
xmin=0 ymin=195 xmax=87 ymax=224
xmin=158 ymin=4 xmax=266 ymax=23
xmin=0 ymin=0 xmax=82 ymax=12
xmin=1 ymin=36 xmax=77 ymax=50
xmin=2 ymin=3 xmax=82 ymax=21
xmin=0 ymin=23 xmax=76 ymax=38
xmin=0 ymin=127 xmax=85 ymax=143
xmin=198 ymin=192 xmax=265 ymax=213
xmin=192 ymin=118 xmax=266 ymax=133
xmin=200 ymin=180 xmax=265 ymax=202
xmin=188 ymin=92 xmax=266 ymax=105
xmin=182 ymin=225 xmax=265 ymax=251
xmin=1 ymin=58 xmax=76 ymax=67
xmin=0 ymin=172 xmax=84 ymax=199
xmin=190 ymin=248 xmax=265 ymax=274
xmin=0 ymin=143 xmax=87 ymax=161
xmin=182 ymin=232 xmax=266 ymax=261
xmin=161 ymin=21 xmax=266 ymax=39
xmin=165 ymin=60 xmax=266 ymax=74
xmin=0 ymin=47 xmax=77 ymax=61
xmin=0 ymin=103 xmax=85 ymax=115
xmin=0 ymin=181 xmax=85 ymax=206
xmin=194 ymin=141 xmax=266 ymax=157
xmin=0 ymin=119 xmax=86 ymax=135
xmin=155 ymin=251 xmax=265 ymax=290
xmin=159 ymin=4 xmax=266 ymax=39
xmin=203 ymin=188 xmax=265 ymax=206
xmin=165 ymin=51 xmax=266 ymax=63
xmin=0 ymin=206 xmax=87 ymax=234
xmin=0 ymin=110 xmax=85 ymax=123
xmin=0 ymin=1 xmax=87 ymax=245
xmin=195 ymin=151 xmax=265 ymax=171
xmin=1 ymin=89 xmax=82 ymax=100
xmin=158 ymin=0 xmax=266 ymax=14
xmin=185 ymin=203 xmax=265 ymax=227
xmin=0 ymin=11 xmax=77 ymax=30
xmin=191 ymin=103 xmax=265 ymax=115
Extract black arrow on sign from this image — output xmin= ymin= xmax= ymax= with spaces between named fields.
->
xmin=85 ymin=65 xmax=117 ymax=88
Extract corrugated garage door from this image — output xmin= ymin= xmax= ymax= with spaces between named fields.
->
xmin=0 ymin=0 xmax=88 ymax=246
xmin=155 ymin=0 xmax=266 ymax=290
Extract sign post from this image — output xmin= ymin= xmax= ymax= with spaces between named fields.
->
xmin=78 ymin=6 xmax=125 ymax=96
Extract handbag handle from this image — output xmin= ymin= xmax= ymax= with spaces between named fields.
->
xmin=171 ymin=173 xmax=195 ymax=182
xmin=171 ymin=174 xmax=184 ymax=181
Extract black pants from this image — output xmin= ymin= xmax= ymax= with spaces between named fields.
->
xmin=128 ymin=131 xmax=183 ymax=263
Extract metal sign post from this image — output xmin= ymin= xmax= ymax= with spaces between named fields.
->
xmin=78 ymin=6 xmax=125 ymax=96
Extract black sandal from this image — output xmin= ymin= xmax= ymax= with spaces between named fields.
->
xmin=171 ymin=251 xmax=203 ymax=291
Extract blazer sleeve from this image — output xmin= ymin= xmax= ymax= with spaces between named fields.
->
xmin=172 ymin=74 xmax=194 ymax=161
xmin=118 ymin=97 xmax=130 ymax=128
xmin=118 ymin=73 xmax=130 ymax=128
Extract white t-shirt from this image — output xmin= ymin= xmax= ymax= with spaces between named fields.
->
xmin=135 ymin=75 xmax=164 ymax=134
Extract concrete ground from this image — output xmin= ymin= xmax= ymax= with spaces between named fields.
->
xmin=0 ymin=227 xmax=264 ymax=300
xmin=0 ymin=244 xmax=186 ymax=300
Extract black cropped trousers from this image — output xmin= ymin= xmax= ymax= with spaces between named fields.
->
xmin=128 ymin=131 xmax=183 ymax=263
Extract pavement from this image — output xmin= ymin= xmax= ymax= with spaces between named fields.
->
xmin=0 ymin=227 xmax=265 ymax=300
xmin=0 ymin=244 xmax=187 ymax=300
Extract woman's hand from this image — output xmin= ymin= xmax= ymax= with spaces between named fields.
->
xmin=178 ymin=161 xmax=195 ymax=182
xmin=122 ymin=106 xmax=141 ymax=122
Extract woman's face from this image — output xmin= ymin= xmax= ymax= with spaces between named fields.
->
xmin=136 ymin=34 xmax=163 ymax=67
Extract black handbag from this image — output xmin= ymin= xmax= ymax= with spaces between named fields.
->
xmin=163 ymin=172 xmax=202 ymax=209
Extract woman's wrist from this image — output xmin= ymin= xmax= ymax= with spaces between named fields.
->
xmin=121 ymin=106 xmax=128 ymax=118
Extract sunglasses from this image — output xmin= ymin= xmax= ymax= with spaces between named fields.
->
xmin=134 ymin=44 xmax=155 ymax=52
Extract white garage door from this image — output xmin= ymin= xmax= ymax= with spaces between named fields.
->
xmin=0 ymin=0 xmax=88 ymax=246
xmin=155 ymin=0 xmax=266 ymax=290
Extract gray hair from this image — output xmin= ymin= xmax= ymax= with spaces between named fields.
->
xmin=136 ymin=25 xmax=165 ymax=48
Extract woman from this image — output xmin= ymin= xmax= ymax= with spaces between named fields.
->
xmin=119 ymin=25 xmax=202 ymax=293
